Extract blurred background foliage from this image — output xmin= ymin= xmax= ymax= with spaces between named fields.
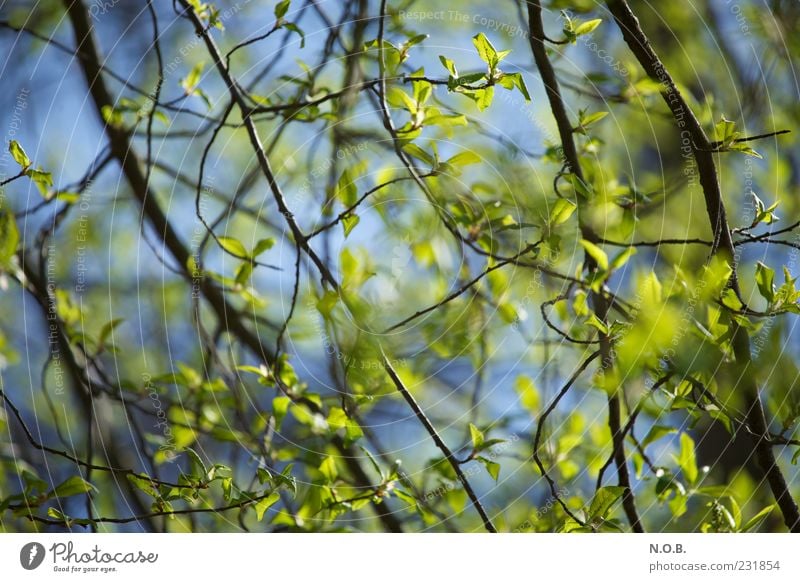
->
xmin=0 ymin=0 xmax=798 ymax=532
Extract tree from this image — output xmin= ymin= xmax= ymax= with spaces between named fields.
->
xmin=0 ymin=0 xmax=798 ymax=533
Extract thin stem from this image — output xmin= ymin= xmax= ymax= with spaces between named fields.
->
xmin=381 ymin=354 xmax=497 ymax=533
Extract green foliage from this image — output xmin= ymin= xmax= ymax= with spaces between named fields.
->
xmin=1 ymin=0 xmax=798 ymax=536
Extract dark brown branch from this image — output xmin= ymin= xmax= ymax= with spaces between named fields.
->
xmin=605 ymin=0 xmax=800 ymax=532
xmin=526 ymin=0 xmax=643 ymax=532
xmin=62 ymin=0 xmax=402 ymax=533
xmin=178 ymin=0 xmax=338 ymax=289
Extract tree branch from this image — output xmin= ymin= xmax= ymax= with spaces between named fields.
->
xmin=605 ymin=0 xmax=800 ymax=531
xmin=381 ymin=354 xmax=496 ymax=532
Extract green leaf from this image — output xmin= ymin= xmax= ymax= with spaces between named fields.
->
xmin=184 ymin=447 xmax=208 ymax=477
xmin=402 ymin=143 xmax=435 ymax=166
xmin=47 ymin=507 xmax=69 ymax=522
xmin=565 ymin=173 xmax=593 ymax=198
xmin=345 ymin=419 xmax=363 ymax=444
xmin=514 ymin=376 xmax=540 ymax=413
xmin=341 ymin=213 xmax=360 ymax=238
xmin=576 ymin=109 xmax=608 ymax=133
xmin=387 ymin=86 xmax=417 ymax=113
xmin=426 ymin=114 xmax=468 ymax=128
xmin=252 ymin=238 xmax=275 ymax=257
xmin=588 ymin=485 xmax=625 ymax=519
xmin=740 ymin=504 xmax=774 ymax=532
xmin=282 ymin=23 xmax=305 ymax=48
xmin=0 ymin=210 xmax=20 ymax=268
xmin=730 ymin=143 xmax=762 ymax=159
xmin=217 ymin=236 xmax=248 ymax=258
xmin=610 ymin=247 xmax=636 ymax=271
xmin=334 ymin=167 xmax=358 ymax=206
xmin=274 ymin=0 xmax=290 ymax=18
xmin=472 ymin=33 xmax=498 ymax=68
xmin=497 ymin=72 xmax=531 ymax=101
xmin=549 ymin=198 xmax=577 ymax=226
xmin=755 ymin=262 xmax=775 ymax=303
xmin=181 ymin=62 xmax=205 ymax=94
xmin=575 ymin=18 xmax=602 ymax=36
xmin=126 ymin=474 xmax=159 ymax=498
xmin=676 ymin=432 xmax=698 ymax=485
xmin=469 ymin=423 xmax=485 ymax=449
xmin=584 ymin=313 xmax=609 ymax=335
xmin=714 ymin=116 xmax=738 ymax=145
xmin=319 ymin=456 xmax=338 ymax=483
xmin=51 ymin=476 xmax=96 ymax=498
xmin=439 ymin=55 xmax=458 ymax=77
xmin=475 ymin=86 xmax=494 ymax=111
xmin=476 ymin=456 xmax=500 ymax=481
xmin=327 ymin=407 xmax=347 ymax=431
xmin=721 ymin=288 xmax=744 ymax=311
xmin=9 ymin=140 xmax=31 ymax=169
xmin=55 ymin=191 xmax=81 ymax=204
xmin=579 ymin=239 xmax=608 ymax=271
xmin=316 ymin=290 xmax=339 ymax=319
xmin=446 ymin=151 xmax=481 ymax=167
xmin=98 ymin=318 xmax=125 ymax=349
xmin=404 ymin=34 xmax=428 ymax=49
xmin=25 ymin=168 xmax=53 ymax=195
xmin=272 ymin=396 xmax=290 ymax=429
xmin=581 ymin=110 xmax=608 ymax=126
xmin=642 ymin=425 xmax=676 ymax=447
xmin=254 ymin=491 xmax=280 ymax=521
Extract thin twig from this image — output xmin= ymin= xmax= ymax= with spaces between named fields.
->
xmin=381 ymin=353 xmax=497 ymax=532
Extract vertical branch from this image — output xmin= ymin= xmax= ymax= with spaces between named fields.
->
xmin=604 ymin=0 xmax=800 ymax=532
xmin=525 ymin=0 xmax=643 ymax=532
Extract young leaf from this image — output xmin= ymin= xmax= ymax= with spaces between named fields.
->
xmin=588 ymin=486 xmax=625 ymax=519
xmin=549 ymin=198 xmax=577 ymax=226
xmin=181 ymin=61 xmax=205 ymax=94
xmin=319 ymin=456 xmax=338 ymax=483
xmin=254 ymin=491 xmax=280 ymax=521
xmin=402 ymin=143 xmax=435 ymax=166
xmin=579 ymin=239 xmax=608 ymax=271
xmin=575 ymin=18 xmax=602 ymax=36
xmin=341 ymin=213 xmax=360 ymax=238
xmin=472 ymin=33 xmax=498 ymax=68
xmin=755 ymin=262 xmax=775 ymax=304
xmin=740 ymin=504 xmax=775 ymax=532
xmin=714 ymin=116 xmax=738 ymax=146
xmin=51 ymin=476 xmax=97 ymax=498
xmin=469 ymin=423 xmax=485 ymax=449
xmin=610 ymin=247 xmax=636 ymax=271
xmin=217 ymin=236 xmax=249 ymax=258
xmin=275 ymin=0 xmax=290 ymax=18
xmin=0 ymin=210 xmax=20 ymax=268
xmin=514 ymin=376 xmax=540 ymax=413
xmin=476 ymin=456 xmax=500 ymax=481
xmin=475 ymin=86 xmax=494 ymax=111
xmin=439 ymin=55 xmax=458 ymax=77
xmin=676 ymin=432 xmax=698 ymax=485
xmin=25 ymin=168 xmax=53 ymax=195
xmin=446 ymin=151 xmax=482 ymax=167
xmin=252 ymin=238 xmax=275 ymax=257
xmin=335 ymin=168 xmax=359 ymax=207
xmin=316 ymin=290 xmax=339 ymax=319
xmin=497 ymin=72 xmax=531 ymax=101
xmin=9 ymin=140 xmax=31 ymax=169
